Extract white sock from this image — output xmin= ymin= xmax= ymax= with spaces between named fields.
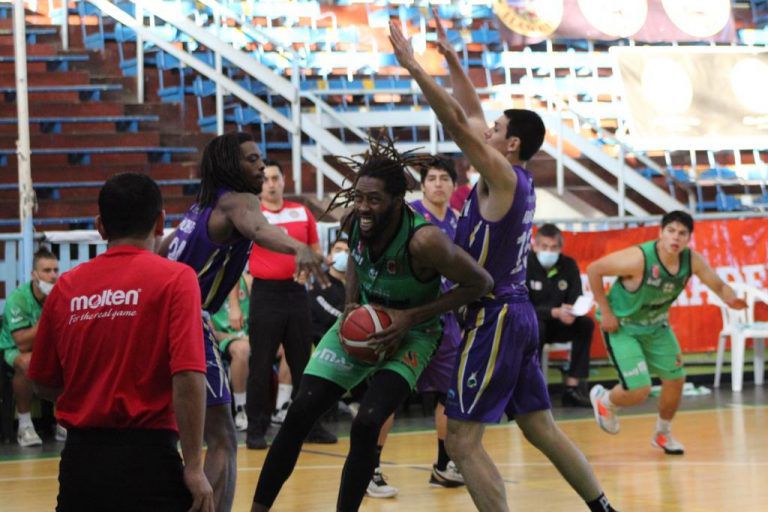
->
xmin=234 ymin=392 xmax=246 ymax=409
xmin=656 ymin=416 xmax=672 ymax=433
xmin=17 ymin=412 xmax=33 ymax=430
xmin=276 ymin=383 xmax=293 ymax=409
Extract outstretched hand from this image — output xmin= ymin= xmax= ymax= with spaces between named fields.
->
xmin=388 ymin=20 xmax=418 ymax=71
xmin=728 ymin=297 xmax=748 ymax=310
xmin=294 ymin=246 xmax=330 ymax=289
xmin=431 ymin=7 xmax=459 ymax=61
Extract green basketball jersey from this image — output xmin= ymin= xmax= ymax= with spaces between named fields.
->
xmin=605 ymin=240 xmax=691 ymax=327
xmin=349 ymin=208 xmax=441 ymax=334
xmin=0 ymin=283 xmax=43 ymax=352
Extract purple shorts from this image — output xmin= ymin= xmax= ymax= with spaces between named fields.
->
xmin=445 ymin=300 xmax=551 ymax=423
xmin=203 ymin=319 xmax=232 ymax=407
xmin=417 ymin=312 xmax=461 ymax=395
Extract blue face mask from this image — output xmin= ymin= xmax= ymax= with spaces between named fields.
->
xmin=536 ymin=251 xmax=559 ymax=269
xmin=332 ymin=251 xmax=349 ymax=273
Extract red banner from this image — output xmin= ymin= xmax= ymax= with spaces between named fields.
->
xmin=561 ymin=219 xmax=768 ymax=358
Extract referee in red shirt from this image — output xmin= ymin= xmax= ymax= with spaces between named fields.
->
xmin=245 ymin=160 xmax=336 ymax=449
xmin=28 ymin=174 xmax=213 ymax=512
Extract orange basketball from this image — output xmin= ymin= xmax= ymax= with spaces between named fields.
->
xmin=339 ymin=305 xmax=392 ymax=363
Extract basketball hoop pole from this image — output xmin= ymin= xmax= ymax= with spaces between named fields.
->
xmin=14 ymin=0 xmax=35 ymax=279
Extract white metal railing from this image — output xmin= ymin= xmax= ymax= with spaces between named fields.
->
xmin=85 ymin=0 xmax=365 ymax=197
xmin=18 ymin=0 xmax=760 ymax=214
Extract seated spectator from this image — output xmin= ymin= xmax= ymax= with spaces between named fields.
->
xmin=308 ymin=236 xmax=349 ymax=344
xmin=527 ymin=224 xmax=595 ymax=408
xmin=0 ymin=247 xmax=65 ymax=446
xmin=211 ymin=272 xmax=253 ymax=432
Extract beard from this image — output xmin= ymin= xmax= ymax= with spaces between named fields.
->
xmin=357 ymin=203 xmax=397 ymax=241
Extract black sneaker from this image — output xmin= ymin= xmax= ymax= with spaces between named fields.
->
xmin=562 ymin=387 xmax=592 ymax=408
xmin=306 ymin=423 xmax=337 ymax=444
xmin=246 ymin=432 xmax=268 ymax=450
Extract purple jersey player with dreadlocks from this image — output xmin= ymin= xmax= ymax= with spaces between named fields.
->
xmin=390 ymin=10 xmax=618 ymax=512
xmin=158 ymin=132 xmax=327 ymax=512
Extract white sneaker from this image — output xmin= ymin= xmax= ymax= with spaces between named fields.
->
xmin=652 ymin=431 xmax=685 ymax=455
xmin=55 ymin=424 xmax=67 ymax=442
xmin=366 ymin=467 xmax=398 ymax=499
xmin=589 ymin=385 xmax=620 ymax=435
xmin=270 ymin=401 xmax=290 ymax=425
xmin=17 ymin=426 xmax=42 ymax=447
xmin=429 ymin=461 xmax=465 ymax=487
xmin=234 ymin=408 xmax=248 ymax=432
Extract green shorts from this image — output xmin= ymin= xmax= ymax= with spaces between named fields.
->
xmin=602 ymin=323 xmax=685 ymax=390
xmin=303 ymin=319 xmax=440 ymax=391
xmin=218 ymin=331 xmax=247 ymax=356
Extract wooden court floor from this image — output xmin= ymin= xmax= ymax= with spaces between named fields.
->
xmin=1 ymin=404 xmax=766 ymax=511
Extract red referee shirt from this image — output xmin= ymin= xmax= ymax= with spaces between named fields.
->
xmin=28 ymin=245 xmax=206 ymax=431
xmin=249 ymin=200 xmax=319 ymax=280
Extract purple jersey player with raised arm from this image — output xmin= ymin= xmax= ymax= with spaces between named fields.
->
xmin=390 ymin=10 xmax=618 ymax=512
xmin=159 ymin=132 xmax=327 ymax=512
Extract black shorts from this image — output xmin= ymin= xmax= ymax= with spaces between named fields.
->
xmin=57 ymin=428 xmax=192 ymax=512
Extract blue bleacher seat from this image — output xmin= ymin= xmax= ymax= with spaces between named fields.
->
xmin=155 ymin=50 xmax=196 ymax=103
xmin=0 ymin=179 xmax=199 ymax=201
xmin=0 ymin=55 xmax=89 ymax=72
xmin=0 ymin=115 xmax=159 ymax=134
xmin=0 ymin=147 xmax=196 ymax=166
xmin=0 ymin=84 xmax=122 ymax=102
xmin=0 ymin=27 xmax=58 ymax=44
xmin=192 ymin=76 xmax=238 ymax=132
xmin=113 ymin=24 xmax=159 ymax=76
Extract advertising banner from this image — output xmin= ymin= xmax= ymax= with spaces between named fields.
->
xmin=493 ymin=0 xmax=736 ymax=44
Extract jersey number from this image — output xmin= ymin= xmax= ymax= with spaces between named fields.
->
xmin=167 ymin=237 xmax=187 ymax=261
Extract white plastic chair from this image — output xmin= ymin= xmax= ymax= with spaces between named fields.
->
xmin=712 ymin=283 xmax=768 ymax=392
xmin=541 ymin=342 xmax=572 ymax=384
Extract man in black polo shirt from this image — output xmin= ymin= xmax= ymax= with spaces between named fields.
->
xmin=527 ymin=224 xmax=594 ymax=408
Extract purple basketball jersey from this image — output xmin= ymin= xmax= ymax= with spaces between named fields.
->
xmin=409 ymin=200 xmax=458 ymax=241
xmin=409 ymin=200 xmax=463 ymax=394
xmin=168 ymin=190 xmax=251 ymax=314
xmin=446 ymin=166 xmax=551 ymax=422
xmin=454 ymin=166 xmax=536 ymax=302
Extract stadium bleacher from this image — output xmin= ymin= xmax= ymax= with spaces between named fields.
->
xmin=0 ymin=0 xmax=766 ymax=231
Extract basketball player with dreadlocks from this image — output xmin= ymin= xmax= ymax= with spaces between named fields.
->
xmin=250 ymin=138 xmax=493 ymax=511
xmin=159 ymin=132 xmax=327 ymax=512
xmin=390 ymin=11 xmax=618 ymax=512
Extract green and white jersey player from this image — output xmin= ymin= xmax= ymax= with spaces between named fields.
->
xmin=586 ymin=211 xmax=746 ymax=455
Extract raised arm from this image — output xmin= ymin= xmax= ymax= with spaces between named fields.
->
xmin=432 ymin=7 xmax=487 ymax=134
xmin=218 ymin=192 xmax=328 ymax=287
xmin=691 ymin=251 xmax=747 ymax=309
xmin=586 ymin=246 xmax=644 ymax=333
xmin=369 ymin=226 xmax=493 ymax=352
xmin=389 ymin=21 xmax=516 ymax=192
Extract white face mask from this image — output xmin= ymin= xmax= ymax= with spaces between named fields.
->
xmin=536 ymin=251 xmax=559 ymax=269
xmin=331 ymin=251 xmax=349 ymax=273
xmin=37 ymin=279 xmax=54 ymax=296
xmin=468 ymin=172 xmax=480 ymax=186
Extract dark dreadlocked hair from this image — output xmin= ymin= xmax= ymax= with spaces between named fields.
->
xmin=322 ymin=133 xmax=432 ymax=225
xmin=197 ymin=132 xmax=261 ymax=207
